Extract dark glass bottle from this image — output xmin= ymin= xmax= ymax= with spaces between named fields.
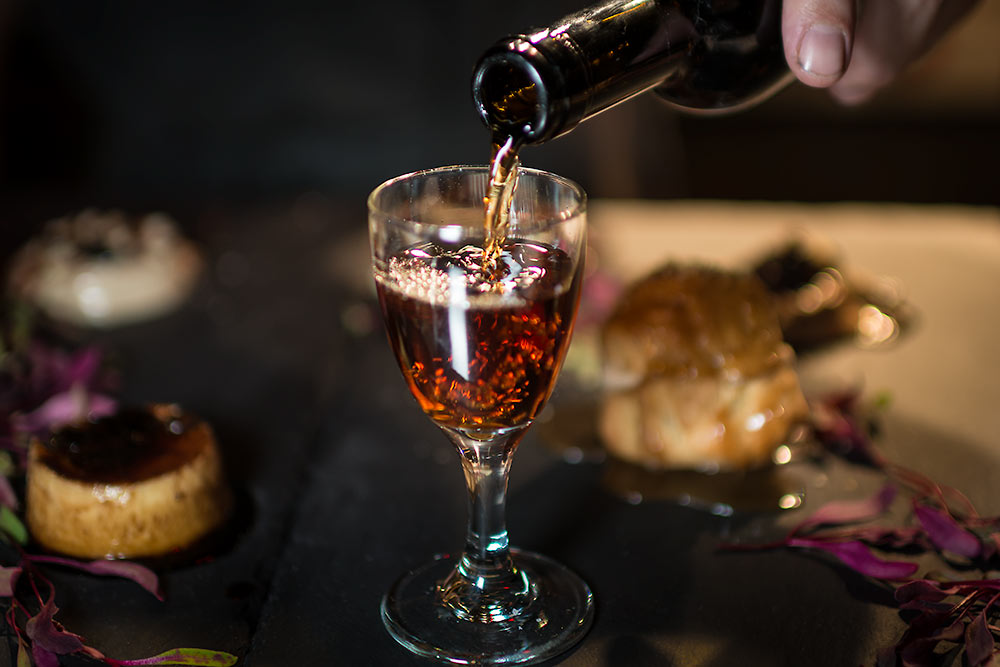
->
xmin=472 ymin=0 xmax=791 ymax=144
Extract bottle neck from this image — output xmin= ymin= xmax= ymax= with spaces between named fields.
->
xmin=472 ymin=0 xmax=788 ymax=144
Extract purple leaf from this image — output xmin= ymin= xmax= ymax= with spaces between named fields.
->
xmin=913 ymin=503 xmax=982 ymax=559
xmin=895 ymin=580 xmax=956 ymax=605
xmin=855 ymin=525 xmax=931 ymax=551
xmin=793 ymin=484 xmax=897 ymax=534
xmin=898 ymin=598 xmax=953 ymax=614
xmin=113 ymin=648 xmax=239 ymax=666
xmin=895 ymin=580 xmax=961 ymax=613
xmin=929 ymin=617 xmax=966 ymax=642
xmin=787 ymin=538 xmax=919 ymax=580
xmin=899 ymin=638 xmax=940 ymax=667
xmin=25 ymin=596 xmax=85 ymax=654
xmin=0 ymin=565 xmax=21 ymax=597
xmin=31 ymin=644 xmax=60 ymax=667
xmin=26 ymin=343 xmax=107 ymax=395
xmin=905 ymin=609 xmax=962 ymax=641
xmin=966 ymin=611 xmax=995 ymax=666
xmin=63 ymin=346 xmax=103 ymax=390
xmin=26 ymin=554 xmax=163 ymax=600
xmin=811 ymin=391 xmax=882 ymax=465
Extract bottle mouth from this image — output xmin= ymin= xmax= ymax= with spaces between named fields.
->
xmin=472 ymin=41 xmax=551 ymax=143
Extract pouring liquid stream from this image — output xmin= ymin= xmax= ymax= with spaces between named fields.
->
xmin=481 ymin=133 xmax=522 ymax=276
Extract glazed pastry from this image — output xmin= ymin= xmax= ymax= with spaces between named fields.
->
xmin=7 ymin=209 xmax=202 ymax=327
xmin=26 ymin=404 xmax=232 ymax=559
xmin=598 ymin=264 xmax=809 ymax=471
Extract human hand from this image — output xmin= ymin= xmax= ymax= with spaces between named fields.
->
xmin=782 ymin=0 xmax=983 ymax=104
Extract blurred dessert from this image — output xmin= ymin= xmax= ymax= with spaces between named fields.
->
xmin=26 ymin=403 xmax=232 ymax=559
xmin=598 ymin=264 xmax=809 ymax=471
xmin=752 ymin=240 xmax=910 ymax=352
xmin=7 ymin=209 xmax=202 ymax=327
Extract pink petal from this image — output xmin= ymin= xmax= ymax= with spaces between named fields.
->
xmin=26 ymin=555 xmax=163 ymax=600
xmin=913 ymin=503 xmax=982 ymax=559
xmin=793 ymin=484 xmax=897 ymax=534
xmin=852 ymin=525 xmax=929 ymax=550
xmin=787 ymin=538 xmax=919 ymax=580
xmin=12 ymin=387 xmax=117 ymax=435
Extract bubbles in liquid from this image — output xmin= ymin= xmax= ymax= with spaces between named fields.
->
xmin=382 ymin=242 xmax=564 ymax=307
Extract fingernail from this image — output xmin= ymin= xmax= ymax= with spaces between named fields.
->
xmin=797 ymin=25 xmax=847 ymax=77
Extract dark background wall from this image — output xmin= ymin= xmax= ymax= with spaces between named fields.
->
xmin=0 ymin=0 xmax=997 ymax=215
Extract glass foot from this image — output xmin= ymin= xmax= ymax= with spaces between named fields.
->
xmin=381 ymin=548 xmax=594 ymax=665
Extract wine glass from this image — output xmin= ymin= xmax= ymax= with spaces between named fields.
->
xmin=368 ymin=165 xmax=593 ymax=664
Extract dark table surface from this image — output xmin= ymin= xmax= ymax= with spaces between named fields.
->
xmin=2 ymin=198 xmax=998 ymax=667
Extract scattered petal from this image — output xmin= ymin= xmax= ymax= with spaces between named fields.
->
xmin=914 ymin=503 xmax=982 ymax=559
xmin=26 ymin=555 xmax=163 ymax=601
xmin=811 ymin=391 xmax=882 ymax=465
xmin=787 ymin=538 xmax=919 ymax=580
xmin=966 ymin=611 xmax=995 ymax=666
xmin=852 ymin=525 xmax=930 ymax=550
xmin=12 ymin=385 xmax=117 ymax=436
xmin=793 ymin=484 xmax=897 ymax=533
xmin=895 ymin=580 xmax=956 ymax=605
xmin=63 ymin=346 xmax=104 ymax=391
xmin=928 ymin=617 xmax=965 ymax=642
xmin=31 ymin=643 xmax=60 ymax=667
xmin=899 ymin=637 xmax=940 ymax=667
xmin=25 ymin=597 xmax=85 ymax=654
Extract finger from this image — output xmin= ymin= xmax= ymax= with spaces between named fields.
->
xmin=829 ymin=0 xmax=977 ymax=105
xmin=782 ymin=0 xmax=856 ymax=88
xmin=828 ymin=0 xmax=925 ymax=104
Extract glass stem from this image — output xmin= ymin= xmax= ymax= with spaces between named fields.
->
xmin=438 ymin=426 xmax=535 ymax=623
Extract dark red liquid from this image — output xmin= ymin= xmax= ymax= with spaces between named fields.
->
xmin=376 ymin=240 xmax=581 ymax=432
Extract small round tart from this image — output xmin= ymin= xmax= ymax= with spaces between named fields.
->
xmin=7 ymin=209 xmax=202 ymax=327
xmin=26 ymin=404 xmax=232 ymax=560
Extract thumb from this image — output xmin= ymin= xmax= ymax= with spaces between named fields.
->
xmin=782 ymin=0 xmax=856 ymax=87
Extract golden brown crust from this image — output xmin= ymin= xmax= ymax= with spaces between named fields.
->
xmin=598 ymin=366 xmax=808 ymax=470
xmin=602 ymin=264 xmax=787 ymax=383
xmin=599 ymin=264 xmax=809 ymax=470
xmin=26 ymin=405 xmax=233 ymax=559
